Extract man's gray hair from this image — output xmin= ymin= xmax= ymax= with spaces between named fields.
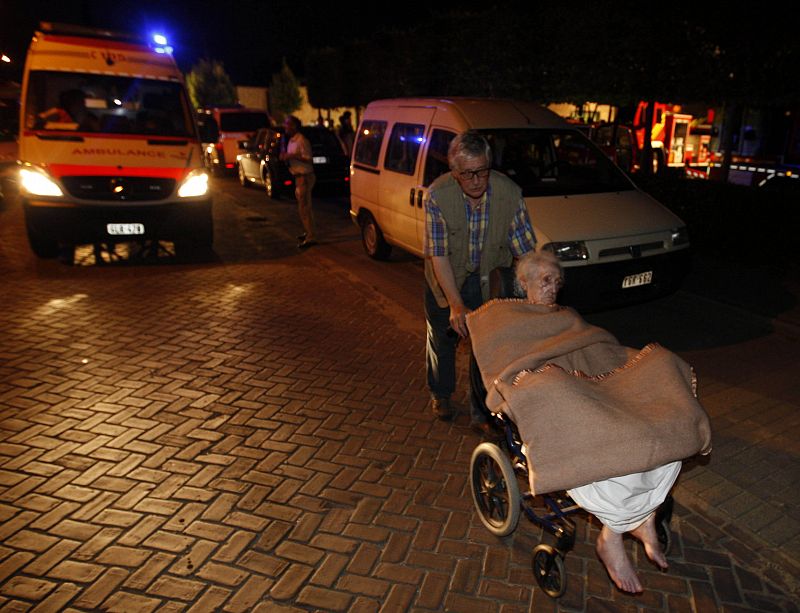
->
xmin=448 ymin=131 xmax=492 ymax=170
xmin=515 ymin=250 xmax=562 ymax=293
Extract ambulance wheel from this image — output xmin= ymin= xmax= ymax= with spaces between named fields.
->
xmin=470 ymin=442 xmax=520 ymax=536
xmin=360 ymin=211 xmax=391 ymax=260
xmin=532 ymin=543 xmax=566 ymax=598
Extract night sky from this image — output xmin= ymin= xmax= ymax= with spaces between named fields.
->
xmin=0 ymin=0 xmax=451 ymax=85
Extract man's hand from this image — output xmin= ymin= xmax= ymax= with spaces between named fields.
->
xmin=449 ymin=302 xmax=470 ymax=338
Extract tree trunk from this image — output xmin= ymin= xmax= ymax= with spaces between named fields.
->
xmin=719 ymin=103 xmax=742 ymax=184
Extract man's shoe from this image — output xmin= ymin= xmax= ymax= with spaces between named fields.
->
xmin=298 ymin=239 xmax=318 ymax=249
xmin=432 ymin=397 xmax=454 ymax=421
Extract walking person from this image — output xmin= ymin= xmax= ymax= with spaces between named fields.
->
xmin=280 ymin=115 xmax=317 ymax=249
xmin=424 ymin=131 xmax=536 ymax=431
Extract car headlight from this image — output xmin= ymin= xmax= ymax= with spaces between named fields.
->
xmin=671 ymin=226 xmax=689 ymax=246
xmin=177 ymin=169 xmax=209 ymax=198
xmin=19 ymin=168 xmax=64 ymax=197
xmin=543 ymin=241 xmax=589 ymax=261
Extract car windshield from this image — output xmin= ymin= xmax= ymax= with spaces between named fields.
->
xmin=219 ymin=112 xmax=270 ymax=132
xmin=25 ymin=71 xmax=194 ymax=137
xmin=479 ymin=129 xmax=633 ymax=196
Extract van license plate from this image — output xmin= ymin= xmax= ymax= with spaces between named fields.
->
xmin=107 ymin=223 xmax=145 ymax=236
xmin=622 ymin=271 xmax=653 ymax=288
xmin=313 ymin=156 xmax=327 ymax=164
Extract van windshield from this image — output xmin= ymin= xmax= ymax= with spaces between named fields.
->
xmin=25 ymin=71 xmax=195 ymax=138
xmin=479 ymin=129 xmax=634 ymax=196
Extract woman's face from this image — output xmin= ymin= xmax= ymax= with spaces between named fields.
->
xmin=525 ymin=263 xmax=564 ymax=305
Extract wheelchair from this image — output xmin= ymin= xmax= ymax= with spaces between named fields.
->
xmin=468 ymin=268 xmax=673 ymax=598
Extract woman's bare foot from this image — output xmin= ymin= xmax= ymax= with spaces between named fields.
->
xmin=596 ymin=525 xmax=643 ymax=593
xmin=630 ymin=512 xmax=668 ymax=570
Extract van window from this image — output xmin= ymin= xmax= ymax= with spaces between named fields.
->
xmin=384 ymin=123 xmax=426 ymax=175
xmin=197 ymin=115 xmax=219 ymax=143
xmin=423 ymin=129 xmax=456 ymax=186
xmin=25 ymin=71 xmax=194 ymax=137
xmin=481 ymin=129 xmax=633 ymax=196
xmin=353 ymin=120 xmax=386 ymax=167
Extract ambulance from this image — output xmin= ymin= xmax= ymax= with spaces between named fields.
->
xmin=18 ymin=22 xmax=211 ymax=258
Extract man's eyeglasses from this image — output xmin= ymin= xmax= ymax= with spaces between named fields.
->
xmin=457 ymin=167 xmax=491 ymax=181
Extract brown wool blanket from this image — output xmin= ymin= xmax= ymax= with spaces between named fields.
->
xmin=467 ymin=300 xmax=712 ymax=495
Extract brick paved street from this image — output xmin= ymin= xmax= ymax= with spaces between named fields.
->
xmin=1 ymin=183 xmax=799 ymax=611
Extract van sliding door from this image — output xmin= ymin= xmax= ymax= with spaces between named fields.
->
xmin=377 ymin=108 xmax=434 ymax=254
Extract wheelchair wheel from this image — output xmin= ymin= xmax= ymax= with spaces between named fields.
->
xmin=470 ymin=442 xmax=520 ymax=536
xmin=655 ymin=494 xmax=674 ymax=557
xmin=532 ymin=543 xmax=566 ymax=598
xmin=656 ymin=517 xmax=672 ymax=557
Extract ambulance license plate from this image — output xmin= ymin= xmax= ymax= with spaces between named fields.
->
xmin=107 ymin=223 xmax=145 ymax=236
xmin=621 ymin=271 xmax=653 ymax=288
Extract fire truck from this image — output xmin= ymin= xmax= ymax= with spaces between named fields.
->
xmin=584 ymin=101 xmax=698 ymax=174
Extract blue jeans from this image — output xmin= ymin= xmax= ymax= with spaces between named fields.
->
xmin=425 ymin=273 xmax=489 ymax=424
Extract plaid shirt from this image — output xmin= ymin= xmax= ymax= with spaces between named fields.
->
xmin=424 ymin=183 xmax=536 ymax=267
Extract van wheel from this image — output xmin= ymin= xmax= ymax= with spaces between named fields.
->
xmin=360 ymin=212 xmax=391 ymax=260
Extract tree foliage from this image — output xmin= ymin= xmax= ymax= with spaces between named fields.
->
xmin=304 ymin=4 xmax=800 ymax=110
xmin=186 ymin=59 xmax=237 ymax=109
xmin=269 ymin=58 xmax=303 ymax=122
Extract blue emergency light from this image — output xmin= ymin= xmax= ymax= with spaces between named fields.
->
xmin=151 ymin=33 xmax=173 ymax=55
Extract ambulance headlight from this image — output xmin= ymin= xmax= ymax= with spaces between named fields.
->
xmin=20 ymin=168 xmax=64 ymax=197
xmin=177 ymin=169 xmax=209 ymax=198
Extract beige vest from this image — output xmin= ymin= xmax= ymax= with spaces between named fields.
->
xmin=424 ymin=171 xmax=523 ymax=308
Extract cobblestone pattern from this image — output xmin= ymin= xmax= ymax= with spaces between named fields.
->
xmin=0 ymin=257 xmax=798 ymax=612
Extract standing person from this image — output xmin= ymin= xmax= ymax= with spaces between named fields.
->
xmin=280 ymin=115 xmax=317 ymax=249
xmin=424 ymin=131 xmax=536 ymax=431
xmin=338 ymin=111 xmax=354 ymax=157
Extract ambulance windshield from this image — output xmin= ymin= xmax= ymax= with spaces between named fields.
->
xmin=25 ymin=71 xmax=195 ymax=138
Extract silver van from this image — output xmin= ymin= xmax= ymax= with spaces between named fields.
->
xmin=349 ymin=97 xmax=690 ymax=308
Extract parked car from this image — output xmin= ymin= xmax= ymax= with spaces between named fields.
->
xmin=0 ymin=95 xmax=18 ymax=202
xmin=236 ymin=127 xmax=274 ymax=190
xmin=237 ymin=125 xmax=350 ymax=199
xmin=198 ymin=106 xmax=272 ymax=175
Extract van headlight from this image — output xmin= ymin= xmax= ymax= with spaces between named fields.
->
xmin=177 ymin=169 xmax=210 ymax=198
xmin=543 ymin=241 xmax=589 ymax=261
xmin=671 ymin=226 xmax=689 ymax=246
xmin=19 ymin=168 xmax=64 ymax=197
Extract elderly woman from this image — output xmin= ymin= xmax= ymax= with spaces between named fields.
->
xmin=467 ymin=251 xmax=711 ymax=594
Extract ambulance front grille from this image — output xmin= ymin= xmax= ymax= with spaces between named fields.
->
xmin=61 ymin=176 xmax=176 ymax=201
